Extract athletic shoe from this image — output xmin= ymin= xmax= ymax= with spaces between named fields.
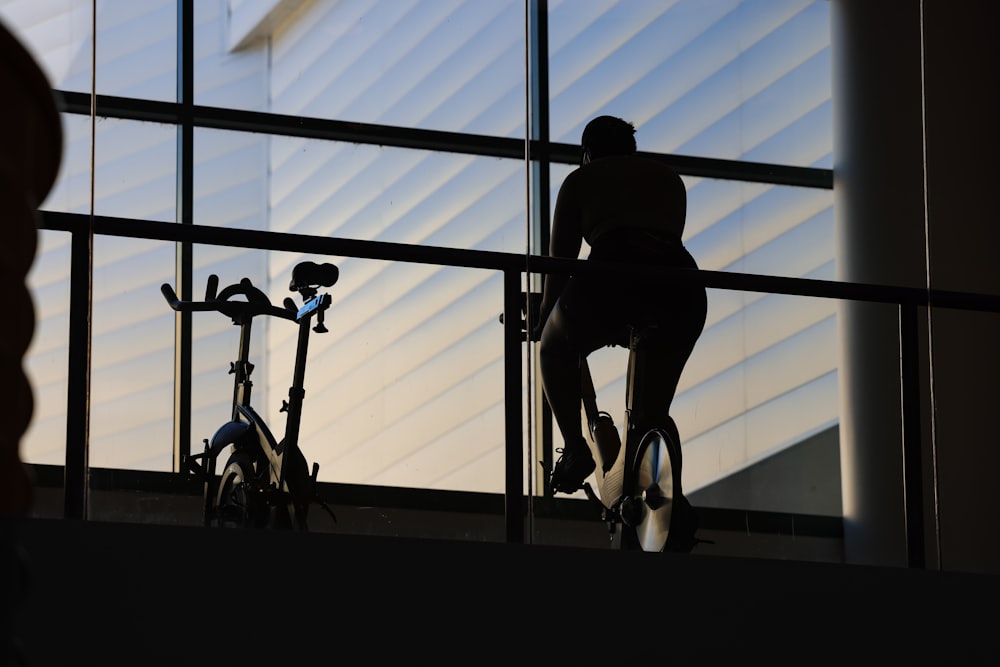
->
xmin=550 ymin=443 xmax=596 ymax=494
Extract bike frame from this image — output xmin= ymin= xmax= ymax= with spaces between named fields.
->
xmin=163 ymin=262 xmax=337 ymax=530
xmin=580 ymin=324 xmax=681 ymax=550
xmin=509 ymin=288 xmax=688 ymax=551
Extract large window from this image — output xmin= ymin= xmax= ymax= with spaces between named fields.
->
xmin=5 ymin=0 xmax=835 ymax=514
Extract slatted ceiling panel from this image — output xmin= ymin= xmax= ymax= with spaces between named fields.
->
xmin=28 ymin=232 xmax=72 ymax=290
xmin=665 ymin=5 xmax=828 ymax=158
xmin=194 ymin=131 xmax=265 ymax=190
xmin=685 ymin=371 xmax=838 ymax=488
xmin=268 ymin=2 xmax=368 ymax=110
xmin=270 ymin=0 xmax=524 ymax=135
xmin=39 ymin=115 xmax=90 ymax=214
xmin=736 ymin=50 xmax=832 ymax=156
xmin=633 ymin=2 xmax=817 ymax=155
xmin=23 ymin=234 xmax=70 ymax=462
xmin=297 ymin=279 xmax=503 ymax=435
xmin=329 ymin=156 xmax=471 ymax=242
xmin=196 ymin=28 xmax=272 ymax=110
xmin=547 ymin=2 xmax=682 ymax=103
xmin=743 ymin=211 xmax=833 ymax=277
xmin=741 ymin=187 xmax=830 ymax=253
xmin=276 ymin=147 xmax=386 ymax=228
xmin=92 ymin=7 xmax=174 ymax=96
xmin=677 ymin=321 xmax=838 ymax=449
xmin=335 ymin=3 xmax=501 ymax=125
xmin=684 ymin=178 xmax=772 ymax=242
xmin=273 ymin=4 xmax=415 ymax=118
xmin=714 ymin=260 xmax=838 ymax=372
xmin=374 ymin=394 xmax=508 ymax=489
xmin=548 ymin=1 xmax=739 ymax=144
xmin=0 ymin=3 xmax=92 ymax=91
xmin=394 ymin=17 xmax=523 ymax=134
xmin=91 ymin=406 xmax=174 ymax=468
xmin=87 ymin=342 xmax=173 ymax=408
xmin=321 ymin=324 xmax=500 ymax=456
xmin=336 ymin=362 xmax=505 ymax=485
xmin=284 ymin=268 xmax=501 ymax=435
xmin=740 ymin=293 xmax=835 ymax=364
xmin=745 ymin=316 xmax=836 ymax=407
xmin=745 ymin=99 xmax=833 ymax=168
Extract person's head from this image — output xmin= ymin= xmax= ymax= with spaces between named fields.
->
xmin=580 ymin=115 xmax=636 ymax=164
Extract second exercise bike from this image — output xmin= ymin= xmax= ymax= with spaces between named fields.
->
xmin=161 ymin=260 xmax=340 ymax=530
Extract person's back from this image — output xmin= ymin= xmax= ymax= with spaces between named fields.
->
xmin=536 ymin=115 xmax=707 ymax=496
xmin=557 ymin=153 xmax=687 ymax=251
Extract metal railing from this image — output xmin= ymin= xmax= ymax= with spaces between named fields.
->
xmin=39 ymin=210 xmax=1000 ymax=566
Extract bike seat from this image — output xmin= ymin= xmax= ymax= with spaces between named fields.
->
xmin=290 ymin=261 xmax=339 ymax=292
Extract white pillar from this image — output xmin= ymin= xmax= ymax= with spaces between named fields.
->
xmin=833 ymin=0 xmax=1000 ymax=572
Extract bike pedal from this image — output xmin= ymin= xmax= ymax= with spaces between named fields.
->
xmin=619 ymin=496 xmax=644 ymax=527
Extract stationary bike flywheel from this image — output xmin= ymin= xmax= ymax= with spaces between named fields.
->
xmin=632 ymin=428 xmax=678 ymax=552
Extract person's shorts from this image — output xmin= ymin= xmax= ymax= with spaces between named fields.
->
xmin=556 ymin=231 xmax=707 ymax=355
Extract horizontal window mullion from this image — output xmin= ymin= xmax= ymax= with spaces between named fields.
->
xmin=54 ymin=90 xmax=832 ymax=188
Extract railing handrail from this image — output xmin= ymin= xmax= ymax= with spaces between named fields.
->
xmin=40 ymin=211 xmax=1000 ymax=312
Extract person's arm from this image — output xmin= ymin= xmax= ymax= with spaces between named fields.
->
xmin=534 ymin=175 xmax=583 ymax=336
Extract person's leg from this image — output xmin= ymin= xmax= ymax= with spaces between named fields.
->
xmin=538 ymin=302 xmax=586 ymax=446
xmin=628 ymin=284 xmax=708 ymax=478
xmin=538 ymin=293 xmax=602 ymax=493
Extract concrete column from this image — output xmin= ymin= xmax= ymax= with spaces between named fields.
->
xmin=833 ymin=0 xmax=1000 ymax=572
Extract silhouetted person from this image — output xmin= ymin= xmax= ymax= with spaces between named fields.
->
xmin=535 ymin=115 xmax=707 ymax=494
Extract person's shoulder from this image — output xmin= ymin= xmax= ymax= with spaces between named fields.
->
xmin=560 ymin=165 xmax=588 ymax=188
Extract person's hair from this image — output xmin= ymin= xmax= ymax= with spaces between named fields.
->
xmin=580 ymin=115 xmax=637 ymax=160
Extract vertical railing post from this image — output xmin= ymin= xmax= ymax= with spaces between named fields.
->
xmin=63 ymin=3 xmax=98 ymax=520
xmin=173 ymin=0 xmax=194 ymax=473
xmin=504 ymin=267 xmax=524 ymax=543
xmin=899 ymin=300 xmax=925 ymax=568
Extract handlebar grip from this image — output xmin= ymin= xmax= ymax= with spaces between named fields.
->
xmin=205 ymin=274 xmax=218 ymax=301
xmin=161 ymin=283 xmax=180 ymax=310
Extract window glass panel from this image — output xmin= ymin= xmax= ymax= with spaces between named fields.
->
xmin=202 ymin=0 xmax=526 ymax=137
xmin=279 ymin=258 xmax=508 ymax=493
xmin=0 ymin=0 xmax=177 ymax=101
xmin=188 ymin=246 xmax=271 ymax=458
xmin=197 ymin=130 xmax=527 ymax=253
xmin=23 ymin=230 xmax=70 ymax=467
xmin=45 ymin=116 xmax=177 ymax=220
xmin=684 ymin=177 xmax=834 ymax=278
xmin=179 ymin=247 xmax=512 ymax=495
xmin=547 ymin=0 xmax=832 ymax=168
xmin=89 ymin=236 xmax=176 ymax=470
xmin=680 ymin=289 xmax=840 ymax=512
xmin=95 ymin=118 xmax=177 ymax=220
xmin=272 ymin=142 xmax=525 ymax=252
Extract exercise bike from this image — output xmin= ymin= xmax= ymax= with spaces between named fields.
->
xmin=510 ymin=291 xmax=702 ymax=553
xmin=161 ymin=260 xmax=340 ymax=530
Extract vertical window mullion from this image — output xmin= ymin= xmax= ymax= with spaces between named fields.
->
xmin=173 ymin=0 xmax=194 ymax=473
xmin=526 ymin=0 xmax=553 ymax=501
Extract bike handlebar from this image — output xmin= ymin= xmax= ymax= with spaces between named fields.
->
xmin=162 ymin=261 xmax=337 ymax=324
xmin=498 ymin=291 xmax=542 ymax=342
xmin=161 ymin=278 xmax=296 ymax=322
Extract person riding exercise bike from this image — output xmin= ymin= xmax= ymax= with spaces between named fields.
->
xmin=535 ymin=115 xmax=708 ymax=496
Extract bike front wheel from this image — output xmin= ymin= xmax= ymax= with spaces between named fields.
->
xmin=632 ymin=428 xmax=680 ymax=552
xmin=215 ymin=448 xmax=267 ymax=529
